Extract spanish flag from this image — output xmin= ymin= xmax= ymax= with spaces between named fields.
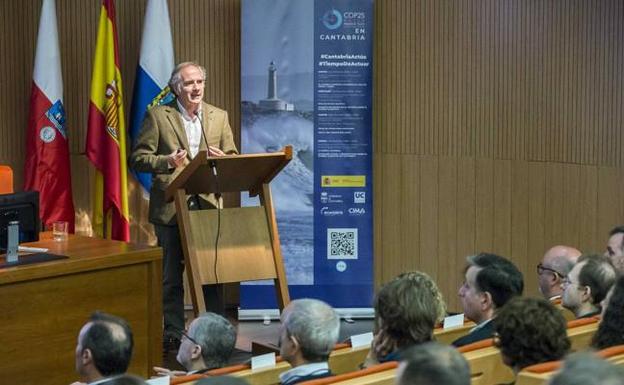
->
xmin=86 ymin=0 xmax=129 ymax=241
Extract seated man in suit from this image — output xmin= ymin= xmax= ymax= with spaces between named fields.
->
xmin=561 ymin=254 xmax=617 ymax=319
xmin=396 ymin=342 xmax=470 ymax=385
xmin=452 ymin=253 xmax=524 ymax=347
xmin=538 ymin=245 xmax=581 ymax=301
xmin=153 ymin=312 xmax=237 ymax=377
xmin=278 ymin=299 xmax=340 ymax=385
xmin=72 ymin=312 xmax=134 ymax=385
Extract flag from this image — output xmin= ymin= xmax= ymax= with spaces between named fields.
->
xmin=86 ymin=0 xmax=130 ymax=241
xmin=24 ymin=0 xmax=75 ymax=232
xmin=129 ymin=0 xmax=175 ymax=192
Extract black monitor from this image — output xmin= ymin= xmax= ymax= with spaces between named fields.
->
xmin=0 ymin=191 xmax=40 ymax=252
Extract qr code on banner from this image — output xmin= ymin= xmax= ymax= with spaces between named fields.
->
xmin=327 ymin=228 xmax=358 ymax=260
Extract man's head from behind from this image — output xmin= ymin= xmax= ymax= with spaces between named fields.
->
xmin=176 ymin=312 xmax=237 ymax=371
xmin=548 ymin=352 xmax=624 ymax=385
xmin=279 ymin=298 xmax=340 ymax=367
xmin=561 ymin=254 xmax=617 ymax=318
xmin=458 ymin=253 xmax=524 ymax=323
xmin=75 ymin=312 xmax=134 ymax=382
xmin=538 ymin=245 xmax=581 ymax=300
xmin=605 ymin=226 xmax=624 ymax=273
xmin=396 ymin=342 xmax=470 ymax=385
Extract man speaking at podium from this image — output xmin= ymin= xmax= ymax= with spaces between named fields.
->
xmin=129 ymin=61 xmax=237 ymax=353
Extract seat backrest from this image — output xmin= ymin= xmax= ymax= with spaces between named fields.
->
xmin=298 ymin=361 xmax=399 ymax=385
xmin=434 ymin=319 xmax=476 ymax=344
xmin=0 ymin=165 xmax=13 ymax=194
xmin=566 ymin=316 xmax=600 ymax=351
xmin=460 ymin=340 xmax=514 ymax=385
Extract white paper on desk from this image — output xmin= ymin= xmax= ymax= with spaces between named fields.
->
xmin=443 ymin=314 xmax=465 ymax=329
xmin=146 ymin=376 xmax=169 ymax=385
xmin=252 ymin=352 xmax=276 ymax=370
xmin=350 ymin=332 xmax=374 ymax=348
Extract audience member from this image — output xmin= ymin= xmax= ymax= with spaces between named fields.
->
xmin=591 ymin=275 xmax=624 ymax=350
xmin=72 ymin=312 xmax=134 ymax=385
xmin=153 ymin=312 xmax=236 ymax=377
xmin=395 ymin=342 xmax=470 ymax=385
xmin=561 ymin=254 xmax=616 ymax=319
xmin=493 ymin=297 xmax=570 ymax=374
xmin=548 ymin=352 xmax=624 ymax=385
xmin=538 ymin=245 xmax=581 ymax=301
xmin=452 ymin=253 xmax=524 ymax=347
xmin=278 ymin=298 xmax=340 ymax=385
xmin=605 ymin=225 xmax=624 ymax=273
xmin=363 ymin=271 xmax=446 ymax=367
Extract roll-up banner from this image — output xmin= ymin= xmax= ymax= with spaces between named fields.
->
xmin=240 ymin=0 xmax=374 ymax=318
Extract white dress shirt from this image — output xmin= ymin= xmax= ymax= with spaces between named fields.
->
xmin=176 ymin=100 xmax=203 ymax=158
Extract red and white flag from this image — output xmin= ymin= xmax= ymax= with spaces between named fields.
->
xmin=24 ymin=0 xmax=75 ymax=231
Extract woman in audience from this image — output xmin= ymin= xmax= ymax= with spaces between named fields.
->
xmin=493 ymin=297 xmax=570 ymax=379
xmin=362 ymin=271 xmax=446 ymax=367
xmin=591 ymin=275 xmax=624 ymax=350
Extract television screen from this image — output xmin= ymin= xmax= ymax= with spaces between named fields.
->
xmin=0 ymin=191 xmax=40 ymax=252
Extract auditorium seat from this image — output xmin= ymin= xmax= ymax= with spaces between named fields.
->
xmin=515 ymin=345 xmax=624 ymax=385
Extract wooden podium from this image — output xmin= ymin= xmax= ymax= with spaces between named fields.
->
xmin=165 ymin=146 xmax=292 ymax=316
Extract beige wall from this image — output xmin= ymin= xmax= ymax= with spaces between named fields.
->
xmin=1 ymin=1 xmax=623 ymax=311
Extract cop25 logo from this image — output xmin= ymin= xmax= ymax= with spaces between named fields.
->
xmin=322 ymin=9 xmax=343 ymax=30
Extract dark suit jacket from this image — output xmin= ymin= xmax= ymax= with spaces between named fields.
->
xmin=129 ymin=101 xmax=237 ymax=225
xmin=451 ymin=319 xmax=495 ymax=347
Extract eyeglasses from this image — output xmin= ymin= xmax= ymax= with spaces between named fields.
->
xmin=537 ymin=263 xmax=565 ymax=279
xmin=175 ymin=328 xmax=199 ymax=346
xmin=561 ymin=277 xmax=587 ymax=291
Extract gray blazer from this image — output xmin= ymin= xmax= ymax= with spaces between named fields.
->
xmin=129 ymin=101 xmax=238 ymax=225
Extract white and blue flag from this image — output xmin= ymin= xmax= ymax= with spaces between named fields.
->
xmin=129 ymin=0 xmax=175 ymax=191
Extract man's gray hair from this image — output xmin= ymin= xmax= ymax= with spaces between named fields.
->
xmin=282 ymin=298 xmax=340 ymax=362
xmin=191 ymin=312 xmax=237 ymax=369
xmin=548 ymin=352 xmax=624 ymax=385
xmin=397 ymin=342 xmax=470 ymax=385
xmin=168 ymin=61 xmax=207 ymax=96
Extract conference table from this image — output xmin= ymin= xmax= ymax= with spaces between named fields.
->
xmin=0 ymin=233 xmax=162 ymax=384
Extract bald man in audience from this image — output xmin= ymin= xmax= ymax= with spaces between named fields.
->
xmin=72 ymin=312 xmax=134 ymax=385
xmin=538 ymin=245 xmax=581 ymax=301
xmin=561 ymin=254 xmax=617 ymax=319
xmin=278 ymin=299 xmax=340 ymax=385
xmin=605 ymin=226 xmax=624 ymax=273
xmin=153 ymin=313 xmax=237 ymax=377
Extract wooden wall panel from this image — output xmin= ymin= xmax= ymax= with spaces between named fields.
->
xmin=373 ymin=0 xmax=624 ymax=312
